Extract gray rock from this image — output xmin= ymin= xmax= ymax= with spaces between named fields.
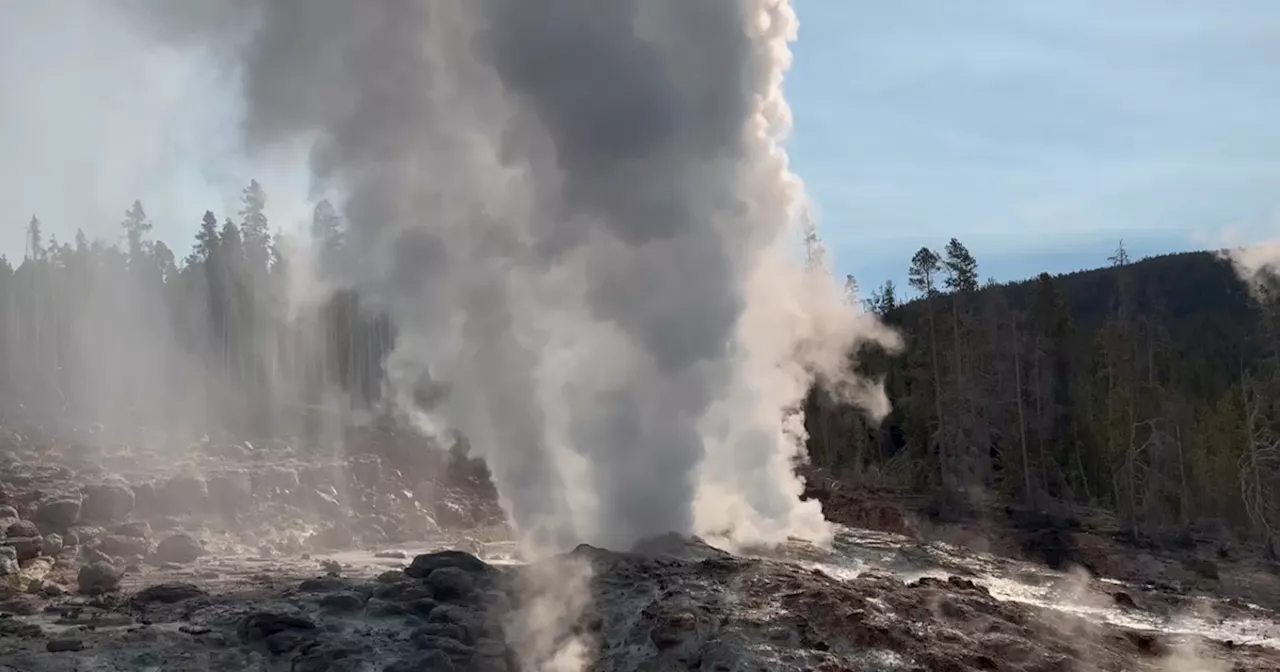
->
xmin=469 ymin=653 xmax=509 ymax=672
xmin=157 ymin=475 xmax=207 ymax=515
xmin=114 ymin=520 xmax=152 ymax=538
xmin=319 ymin=591 xmax=367 ymax=613
xmin=154 ymin=533 xmax=203 ymax=564
xmin=405 ymin=550 xmax=492 ymax=578
xmin=132 ymin=582 xmax=207 ymax=604
xmin=292 ymin=639 xmax=366 ymax=672
xmin=412 ymin=632 xmax=475 ymax=659
xmin=427 ymin=567 xmax=477 ymax=601
xmin=0 ymin=505 xmax=18 ymax=520
xmin=43 ymin=532 xmax=63 ymax=556
xmin=299 ymin=576 xmax=350 ymax=592
xmin=81 ymin=545 xmax=115 ymax=565
xmin=238 ymin=610 xmax=316 ymax=641
xmin=426 ymin=603 xmax=488 ymax=643
xmin=375 ymin=581 xmax=433 ymax=602
xmin=99 ymin=534 xmax=152 ymax=557
xmin=81 ymin=482 xmax=135 ymax=522
xmin=376 ymin=569 xmax=405 ymax=584
xmin=151 ymin=516 xmax=182 ymax=531
xmin=46 ymin=637 xmax=85 ymax=652
xmin=0 ymin=545 xmax=17 ymax=575
xmin=477 ymin=590 xmax=512 ymax=617
xmin=77 ymin=561 xmax=122 ymax=595
xmin=416 ymin=622 xmax=467 ymax=642
xmin=5 ymin=519 xmax=39 ymax=538
xmin=264 ymin=629 xmax=311 ymax=655
xmin=365 ymin=598 xmax=409 ymax=618
xmin=131 ymin=481 xmax=157 ymax=515
xmin=4 ymin=536 xmax=43 ymax=562
xmin=36 ymin=499 xmax=80 ymax=528
xmin=383 ymin=650 xmax=455 ymax=672
xmin=473 ymin=638 xmax=507 ymax=658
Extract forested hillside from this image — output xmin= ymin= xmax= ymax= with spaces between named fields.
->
xmin=7 ymin=179 xmax=1279 ymax=552
xmin=807 ymin=239 xmax=1280 ymax=552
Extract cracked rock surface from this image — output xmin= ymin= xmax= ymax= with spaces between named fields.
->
xmin=1 ymin=539 xmax=1279 ymax=671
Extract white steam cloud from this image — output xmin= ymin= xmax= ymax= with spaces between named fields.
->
xmin=1224 ymin=242 xmax=1280 ymax=299
xmin=114 ymin=0 xmax=898 ymax=553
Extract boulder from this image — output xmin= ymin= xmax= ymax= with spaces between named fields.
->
xmin=426 ymin=567 xmax=476 ymax=601
xmin=114 ymin=521 xmax=152 ymax=539
xmin=154 ymin=533 xmax=203 ymax=564
xmin=3 ymin=536 xmax=41 ymax=562
xmin=43 ymin=532 xmax=63 ymax=557
xmin=131 ymin=482 xmax=157 ymax=515
xmin=132 ymin=582 xmax=207 ymax=604
xmin=81 ymin=482 xmax=135 ymax=522
xmin=319 ymin=591 xmax=367 ymax=613
xmin=238 ymin=610 xmax=316 ymax=641
xmin=5 ymin=519 xmax=39 ymax=539
xmin=99 ymin=534 xmax=152 ymax=558
xmin=77 ymin=561 xmax=122 ymax=595
xmin=157 ymin=476 xmax=207 ymax=515
xmin=0 ymin=546 xmax=19 ymax=575
xmin=405 ymin=550 xmax=492 ymax=578
xmin=35 ymin=499 xmax=80 ymax=528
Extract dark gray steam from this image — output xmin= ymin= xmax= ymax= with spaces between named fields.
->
xmin=117 ymin=0 xmax=897 ymax=553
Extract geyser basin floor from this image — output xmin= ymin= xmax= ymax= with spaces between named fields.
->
xmin=3 ymin=435 xmax=1280 ymax=669
xmin=5 ymin=534 xmax=1280 ymax=671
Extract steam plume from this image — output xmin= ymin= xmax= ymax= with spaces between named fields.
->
xmin=118 ymin=0 xmax=897 ymax=552
xmin=1223 ymin=242 xmax=1280 ymax=300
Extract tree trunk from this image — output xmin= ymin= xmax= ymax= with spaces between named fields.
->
xmin=926 ymin=293 xmax=946 ymax=487
xmin=1013 ymin=320 xmax=1031 ymax=504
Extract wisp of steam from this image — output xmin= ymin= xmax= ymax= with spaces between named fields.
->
xmin=117 ymin=0 xmax=897 ymax=554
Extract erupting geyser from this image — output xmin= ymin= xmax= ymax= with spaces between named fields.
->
xmin=118 ymin=0 xmax=898 ymax=554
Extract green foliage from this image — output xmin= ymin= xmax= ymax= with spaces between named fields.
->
xmin=908 ymin=247 xmax=941 ymax=296
xmin=815 ymin=244 xmax=1277 ymax=540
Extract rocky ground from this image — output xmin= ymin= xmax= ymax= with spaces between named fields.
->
xmin=0 ymin=427 xmax=1279 ymax=670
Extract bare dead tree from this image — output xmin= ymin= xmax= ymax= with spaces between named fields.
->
xmin=1239 ymin=377 xmax=1280 ymax=553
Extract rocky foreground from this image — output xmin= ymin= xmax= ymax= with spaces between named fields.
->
xmin=0 ymin=535 xmax=1278 ymax=671
xmin=1 ymin=428 xmax=1280 ymax=670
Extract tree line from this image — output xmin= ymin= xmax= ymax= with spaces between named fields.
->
xmin=12 ymin=180 xmax=1280 ymax=550
xmin=808 ymin=237 xmax=1280 ymax=553
xmin=6 ymin=180 xmax=392 ymax=446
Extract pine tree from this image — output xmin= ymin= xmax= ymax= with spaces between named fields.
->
xmin=121 ymin=199 xmax=153 ymax=265
xmin=943 ymin=238 xmax=979 ymax=293
xmin=26 ymin=216 xmax=42 ymax=262
xmin=868 ymin=280 xmax=898 ymax=317
xmin=909 ymin=246 xmax=947 ymax=485
xmin=189 ymin=210 xmax=221 ymax=266
xmin=311 ymin=199 xmax=344 ymax=274
xmin=942 ymin=238 xmax=980 ymax=486
xmin=239 ymin=180 xmax=270 ymax=275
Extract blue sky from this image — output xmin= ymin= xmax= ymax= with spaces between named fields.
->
xmin=787 ymin=0 xmax=1280 ymax=293
xmin=3 ymin=2 xmax=1279 ymax=295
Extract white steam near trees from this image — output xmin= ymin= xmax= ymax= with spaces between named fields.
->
xmin=94 ymin=0 xmax=898 ymax=553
